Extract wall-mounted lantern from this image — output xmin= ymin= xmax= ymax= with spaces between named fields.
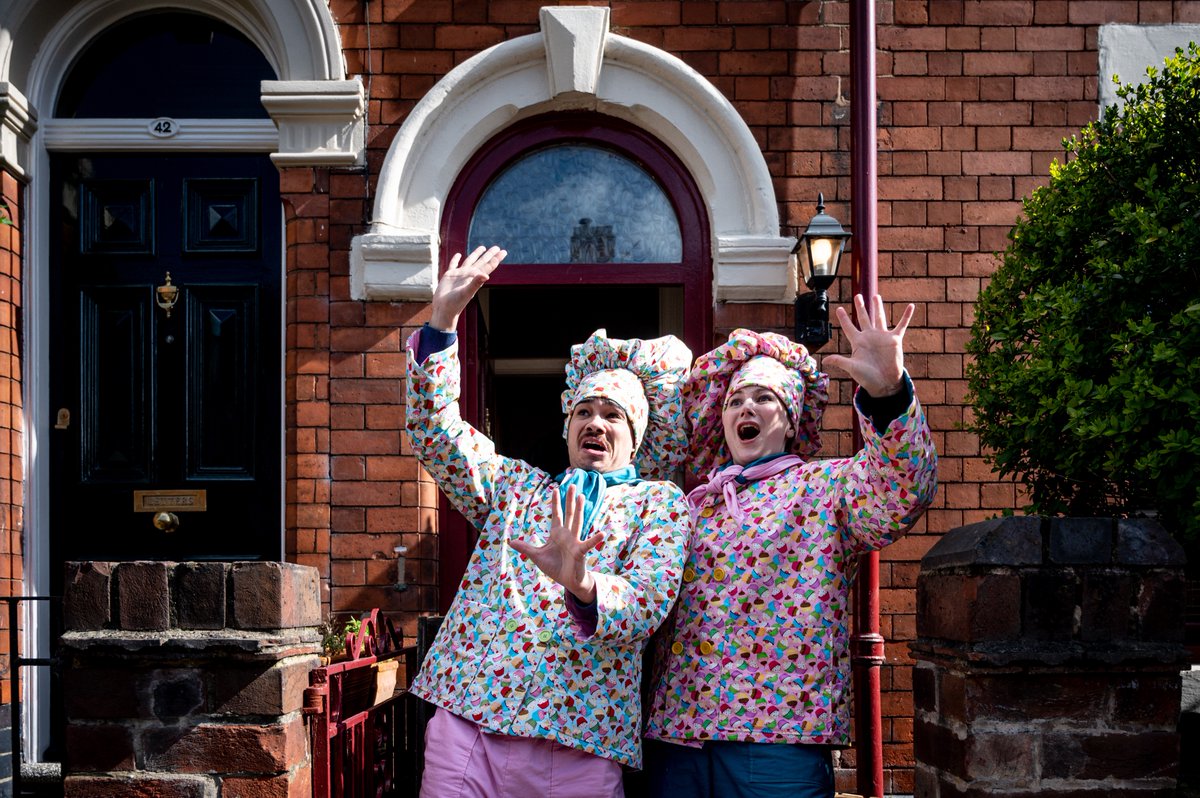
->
xmin=793 ymin=193 xmax=851 ymax=350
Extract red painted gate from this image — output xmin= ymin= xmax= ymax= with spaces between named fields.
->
xmin=305 ymin=609 xmax=427 ymax=798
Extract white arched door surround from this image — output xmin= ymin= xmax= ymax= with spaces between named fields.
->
xmin=351 ymin=5 xmax=797 ymax=305
xmin=0 ymin=0 xmax=364 ymax=172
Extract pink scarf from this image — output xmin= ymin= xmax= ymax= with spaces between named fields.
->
xmin=685 ymin=455 xmax=803 ymax=524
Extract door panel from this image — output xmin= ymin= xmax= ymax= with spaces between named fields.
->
xmin=50 ymin=154 xmax=281 ymax=568
xmin=187 ymin=286 xmax=258 ymax=477
xmin=79 ymin=286 xmax=153 ymax=481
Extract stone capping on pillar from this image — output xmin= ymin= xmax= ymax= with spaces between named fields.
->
xmin=912 ymin=516 xmax=1187 ymax=797
xmin=61 ymin=560 xmax=322 ymax=653
xmin=59 ymin=561 xmax=322 ymax=798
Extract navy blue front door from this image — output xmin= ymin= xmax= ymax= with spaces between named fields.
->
xmin=49 ymin=153 xmax=281 ymax=568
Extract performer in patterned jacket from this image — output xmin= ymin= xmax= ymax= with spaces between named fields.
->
xmin=643 ymin=294 xmax=939 ymax=798
xmin=405 ymin=245 xmax=693 ymax=798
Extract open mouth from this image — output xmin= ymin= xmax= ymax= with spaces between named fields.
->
xmin=737 ymin=423 xmax=760 ymax=442
xmin=581 ymin=438 xmax=607 ymax=453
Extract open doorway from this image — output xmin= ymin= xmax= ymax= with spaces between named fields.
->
xmin=478 ymin=283 xmax=683 ymax=476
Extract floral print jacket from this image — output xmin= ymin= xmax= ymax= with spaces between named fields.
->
xmin=405 ymin=332 xmax=689 ymax=768
xmin=645 ymin=392 xmax=937 ymax=747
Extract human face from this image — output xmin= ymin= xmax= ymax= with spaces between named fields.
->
xmin=566 ymin=398 xmax=635 ymax=473
xmin=721 ymin=386 xmax=794 ymax=466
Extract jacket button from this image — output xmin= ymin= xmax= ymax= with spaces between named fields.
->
xmin=699 ymin=507 xmax=715 ymax=518
xmin=682 ymin=567 xmax=697 ymax=583
xmin=698 ymin=640 xmax=714 ymax=656
xmin=537 ymin=630 xmax=552 ymax=643
xmin=504 ymin=619 xmax=518 ymax=632
xmin=712 ymin=567 xmax=727 ymax=582
xmin=671 ymin=641 xmax=684 ymax=655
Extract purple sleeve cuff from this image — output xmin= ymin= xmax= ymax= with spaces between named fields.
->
xmin=564 ymin=589 xmax=599 ymax=638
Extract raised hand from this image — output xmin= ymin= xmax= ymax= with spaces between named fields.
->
xmin=510 ymin=485 xmax=604 ymax=604
xmin=822 ymin=293 xmax=913 ymax=398
xmin=429 ymin=245 xmax=507 ymax=332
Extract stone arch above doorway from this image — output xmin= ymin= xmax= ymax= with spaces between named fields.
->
xmin=351 ymin=5 xmax=796 ymax=304
xmin=0 ymin=0 xmax=363 ymax=171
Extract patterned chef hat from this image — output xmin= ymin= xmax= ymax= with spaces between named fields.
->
xmin=561 ymin=329 xmax=692 ymax=480
xmin=684 ymin=329 xmax=829 ymax=478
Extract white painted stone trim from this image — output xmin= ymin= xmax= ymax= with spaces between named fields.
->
xmin=41 ymin=119 xmax=279 ymax=152
xmin=715 ymin=236 xmax=801 ymax=302
xmin=2 ymin=0 xmax=355 ymax=172
xmin=261 ymin=79 xmax=365 ymax=166
xmin=542 ymin=6 xmax=609 ymax=97
xmin=0 ymin=82 xmax=35 ymax=180
xmin=352 ymin=5 xmax=793 ymax=303
xmin=350 ymin=232 xmax=437 ymax=302
xmin=1099 ymin=24 xmax=1200 ymax=108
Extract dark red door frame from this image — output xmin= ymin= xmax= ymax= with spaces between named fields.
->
xmin=435 ymin=112 xmax=712 ymax=613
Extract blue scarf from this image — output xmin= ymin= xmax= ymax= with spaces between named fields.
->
xmin=554 ymin=465 xmax=642 ymax=538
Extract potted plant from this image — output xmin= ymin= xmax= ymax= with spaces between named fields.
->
xmin=317 ymin=614 xmax=363 ymax=664
xmin=966 ymin=43 xmax=1200 ymax=546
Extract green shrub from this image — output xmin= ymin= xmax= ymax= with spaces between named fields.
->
xmin=966 ymin=44 xmax=1200 ymax=541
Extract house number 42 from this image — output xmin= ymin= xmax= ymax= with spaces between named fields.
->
xmin=149 ymin=118 xmax=178 ymax=138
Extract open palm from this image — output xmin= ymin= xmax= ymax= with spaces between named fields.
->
xmin=511 ymin=486 xmax=603 ymax=604
xmin=430 ymin=245 xmax=507 ymax=331
xmin=822 ymin=293 xmax=913 ymax=398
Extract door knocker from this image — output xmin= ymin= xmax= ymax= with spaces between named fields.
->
xmin=156 ymin=272 xmax=180 ymax=317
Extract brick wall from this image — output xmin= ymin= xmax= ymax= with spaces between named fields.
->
xmin=280 ymin=165 xmax=441 ymax=640
xmin=305 ymin=0 xmax=1200 ymax=793
xmin=913 ymin=516 xmax=1186 ymax=795
xmin=60 ymin=561 xmax=321 ymax=798
xmin=0 ymin=170 xmax=22 ymax=750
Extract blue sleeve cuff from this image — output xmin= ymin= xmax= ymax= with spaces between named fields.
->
xmin=416 ymin=323 xmax=457 ymax=363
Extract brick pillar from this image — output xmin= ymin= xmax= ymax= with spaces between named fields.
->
xmin=912 ymin=517 xmax=1186 ymax=797
xmin=60 ymin=561 xmax=321 ymax=798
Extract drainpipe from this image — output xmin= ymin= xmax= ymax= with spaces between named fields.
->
xmin=849 ymin=0 xmax=884 ymax=796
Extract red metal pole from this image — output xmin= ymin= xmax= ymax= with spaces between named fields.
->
xmin=849 ymin=0 xmax=885 ymax=796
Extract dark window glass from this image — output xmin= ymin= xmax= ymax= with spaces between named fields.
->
xmin=468 ymin=144 xmax=683 ymax=264
xmin=56 ymin=12 xmax=275 ymax=119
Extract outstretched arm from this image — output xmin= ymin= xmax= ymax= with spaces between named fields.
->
xmin=405 ymin=244 xmax=519 ymax=530
xmin=822 ymin=293 xmax=913 ymax=397
xmin=822 ymin=294 xmax=938 ymax=552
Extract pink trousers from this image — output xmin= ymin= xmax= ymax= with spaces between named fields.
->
xmin=419 ymin=709 xmax=624 ymax=798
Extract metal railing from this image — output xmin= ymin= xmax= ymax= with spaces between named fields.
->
xmin=1 ymin=596 xmax=62 ymax=798
xmin=305 ymin=609 xmax=432 ymax=798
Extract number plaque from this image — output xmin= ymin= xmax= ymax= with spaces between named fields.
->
xmin=149 ymin=118 xmax=178 ymax=138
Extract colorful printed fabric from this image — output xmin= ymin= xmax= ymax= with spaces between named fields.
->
xmin=404 ymin=330 xmax=690 ymax=768
xmin=561 ymin=329 xmax=692 ymax=481
xmin=685 ymin=329 xmax=829 ymax=478
xmin=644 ymin=389 xmax=937 ymax=747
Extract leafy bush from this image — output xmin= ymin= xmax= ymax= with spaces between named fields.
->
xmin=966 ymin=44 xmax=1200 ymax=541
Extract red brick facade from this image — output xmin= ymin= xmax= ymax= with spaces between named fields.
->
xmin=298 ymin=2 xmax=1199 ymax=791
xmin=3 ymin=0 xmax=1199 ymax=793
xmin=0 ymin=172 xmax=21 ymax=708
